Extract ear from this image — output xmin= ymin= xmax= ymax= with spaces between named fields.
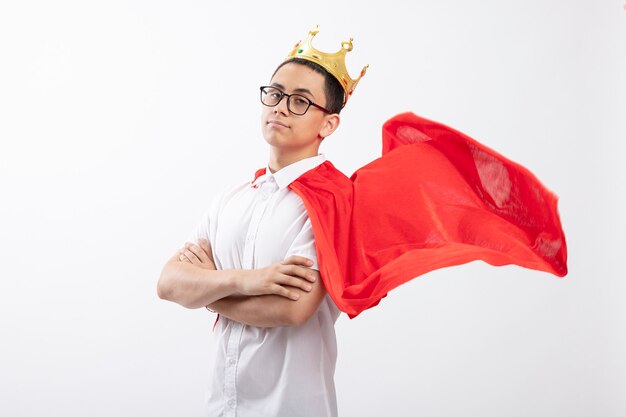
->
xmin=318 ymin=114 xmax=341 ymax=139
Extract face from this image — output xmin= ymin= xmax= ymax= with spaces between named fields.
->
xmin=261 ymin=62 xmax=339 ymax=153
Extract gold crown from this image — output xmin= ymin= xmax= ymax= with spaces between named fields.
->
xmin=286 ymin=26 xmax=368 ymax=107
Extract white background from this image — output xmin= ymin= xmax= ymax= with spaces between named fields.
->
xmin=1 ymin=1 xmax=624 ymax=416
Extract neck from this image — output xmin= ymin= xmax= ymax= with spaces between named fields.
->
xmin=268 ymin=145 xmax=320 ymax=173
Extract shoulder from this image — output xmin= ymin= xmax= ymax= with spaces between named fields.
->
xmin=290 ymin=160 xmax=353 ymax=211
xmin=208 ymin=177 xmax=254 ymax=212
xmin=221 ymin=179 xmax=252 ymax=198
xmin=298 ymin=160 xmax=352 ymax=189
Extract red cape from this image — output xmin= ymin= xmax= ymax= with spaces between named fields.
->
xmin=257 ymin=112 xmax=568 ymax=318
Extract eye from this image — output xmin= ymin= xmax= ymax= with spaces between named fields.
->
xmin=262 ymin=87 xmax=282 ymax=97
xmin=292 ymin=96 xmax=309 ymax=106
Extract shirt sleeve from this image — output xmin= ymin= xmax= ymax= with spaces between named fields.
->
xmin=284 ymin=216 xmax=319 ymax=271
xmin=186 ymin=208 xmax=211 ymax=245
xmin=185 ymin=190 xmax=223 ymax=247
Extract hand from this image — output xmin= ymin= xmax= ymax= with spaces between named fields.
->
xmin=178 ymin=238 xmax=216 ymax=270
xmin=237 ymin=256 xmax=318 ymax=301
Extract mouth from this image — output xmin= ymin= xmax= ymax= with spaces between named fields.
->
xmin=267 ymin=119 xmax=289 ymax=128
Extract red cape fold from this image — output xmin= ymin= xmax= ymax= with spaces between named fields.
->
xmin=256 ymin=112 xmax=568 ymax=318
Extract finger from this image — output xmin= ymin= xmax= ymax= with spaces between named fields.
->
xmin=186 ymin=242 xmax=211 ymax=264
xmin=280 ymin=275 xmax=313 ymax=292
xmin=198 ymin=238 xmax=216 ymax=264
xmin=177 ymin=248 xmax=191 ymax=262
xmin=196 ymin=241 xmax=216 ymax=269
xmin=177 ymin=247 xmax=190 ymax=258
xmin=281 ymin=255 xmax=314 ymax=267
xmin=183 ymin=249 xmax=201 ymax=264
xmin=282 ymin=264 xmax=317 ymax=282
xmin=271 ymin=284 xmax=300 ymax=301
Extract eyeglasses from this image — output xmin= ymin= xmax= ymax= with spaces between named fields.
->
xmin=259 ymin=86 xmax=331 ymax=116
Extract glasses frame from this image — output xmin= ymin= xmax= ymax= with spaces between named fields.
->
xmin=259 ymin=86 xmax=331 ymax=116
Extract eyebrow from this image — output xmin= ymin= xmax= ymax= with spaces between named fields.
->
xmin=270 ymin=82 xmax=316 ymax=99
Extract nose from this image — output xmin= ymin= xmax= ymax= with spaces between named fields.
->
xmin=273 ymin=95 xmax=289 ymax=116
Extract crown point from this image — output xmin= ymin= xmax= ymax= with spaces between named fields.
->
xmin=341 ymin=40 xmax=353 ymax=52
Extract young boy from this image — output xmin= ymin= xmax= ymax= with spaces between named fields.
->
xmin=157 ymin=28 xmax=362 ymax=417
xmin=158 ymin=25 xmax=569 ymax=417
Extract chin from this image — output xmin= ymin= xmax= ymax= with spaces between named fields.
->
xmin=263 ymin=134 xmax=287 ymax=148
xmin=263 ymin=127 xmax=290 ymax=144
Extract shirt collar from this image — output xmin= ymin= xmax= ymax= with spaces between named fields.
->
xmin=253 ymin=153 xmax=326 ymax=190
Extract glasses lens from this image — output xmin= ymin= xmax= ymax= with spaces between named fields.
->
xmin=288 ymin=95 xmax=310 ymax=115
xmin=261 ymin=87 xmax=282 ymax=106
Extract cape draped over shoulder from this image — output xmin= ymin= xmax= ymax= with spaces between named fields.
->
xmin=253 ymin=112 xmax=567 ymax=318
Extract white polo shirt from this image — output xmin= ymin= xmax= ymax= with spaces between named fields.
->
xmin=187 ymin=153 xmax=341 ymax=417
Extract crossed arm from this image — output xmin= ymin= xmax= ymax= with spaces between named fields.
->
xmin=157 ymin=239 xmax=327 ymax=327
